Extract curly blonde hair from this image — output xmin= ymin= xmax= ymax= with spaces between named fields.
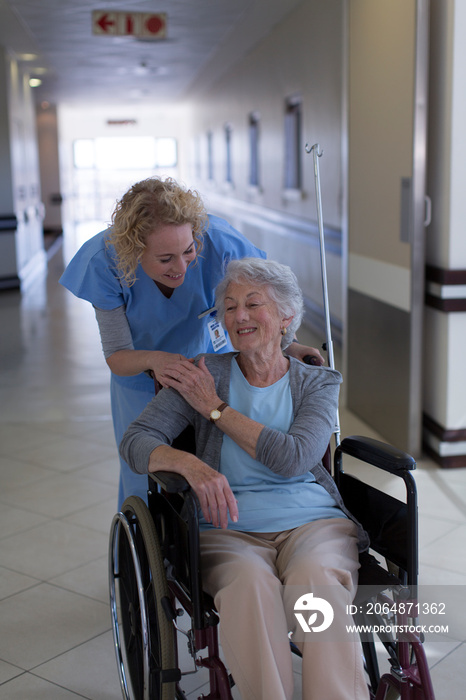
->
xmin=107 ymin=177 xmax=208 ymax=286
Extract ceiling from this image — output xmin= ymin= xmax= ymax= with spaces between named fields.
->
xmin=0 ymin=0 xmax=302 ymax=106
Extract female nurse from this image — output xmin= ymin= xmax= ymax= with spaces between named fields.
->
xmin=60 ymin=177 xmax=322 ymax=507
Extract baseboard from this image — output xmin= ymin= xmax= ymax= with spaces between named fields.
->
xmin=423 ymin=413 xmax=466 ymax=468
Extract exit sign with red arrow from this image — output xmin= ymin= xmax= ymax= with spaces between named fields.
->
xmin=92 ymin=11 xmax=167 ymax=39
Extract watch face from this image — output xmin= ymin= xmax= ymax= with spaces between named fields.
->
xmin=210 ymin=409 xmax=221 ymax=421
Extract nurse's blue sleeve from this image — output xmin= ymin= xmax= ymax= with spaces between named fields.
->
xmin=59 ymin=237 xmax=125 ymax=310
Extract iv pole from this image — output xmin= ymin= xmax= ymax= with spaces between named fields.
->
xmin=305 ymin=143 xmax=341 ymax=447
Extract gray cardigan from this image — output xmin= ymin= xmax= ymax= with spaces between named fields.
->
xmin=120 ymin=352 xmax=369 ymax=550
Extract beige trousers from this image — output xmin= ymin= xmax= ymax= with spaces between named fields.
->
xmin=200 ymin=518 xmax=370 ymax=700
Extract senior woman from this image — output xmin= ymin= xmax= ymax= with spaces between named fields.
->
xmin=59 ymin=177 xmax=322 ymax=508
xmin=120 ymin=258 xmax=370 ymax=700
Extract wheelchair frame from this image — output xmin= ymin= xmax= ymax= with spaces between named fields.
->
xmin=109 ymin=433 xmax=436 ymax=700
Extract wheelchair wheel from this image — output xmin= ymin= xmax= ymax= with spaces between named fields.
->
xmin=109 ymin=496 xmax=177 ymax=700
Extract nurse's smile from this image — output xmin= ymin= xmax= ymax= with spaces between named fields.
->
xmin=140 ymin=222 xmax=197 ymax=292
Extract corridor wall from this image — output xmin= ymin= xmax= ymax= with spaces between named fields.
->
xmin=0 ymin=47 xmax=45 ymax=290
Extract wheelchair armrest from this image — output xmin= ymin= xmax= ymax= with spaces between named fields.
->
xmin=337 ymin=435 xmax=416 ymax=474
xmin=149 ymin=470 xmax=191 ymax=493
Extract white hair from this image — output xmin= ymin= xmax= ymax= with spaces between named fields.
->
xmin=215 ymin=258 xmax=304 ymax=349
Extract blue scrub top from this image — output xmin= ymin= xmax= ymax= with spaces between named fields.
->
xmin=60 ymin=214 xmax=266 ymax=392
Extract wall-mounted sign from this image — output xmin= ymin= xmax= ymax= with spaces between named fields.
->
xmin=92 ymin=11 xmax=167 ymax=39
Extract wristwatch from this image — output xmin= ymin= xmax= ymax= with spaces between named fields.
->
xmin=209 ymin=402 xmax=228 ymax=423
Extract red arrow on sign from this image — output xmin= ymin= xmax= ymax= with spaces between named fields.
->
xmin=97 ymin=13 xmax=116 ymax=33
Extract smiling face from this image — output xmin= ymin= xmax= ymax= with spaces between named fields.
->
xmin=223 ymin=281 xmax=292 ymax=355
xmin=140 ymin=222 xmax=196 ymax=289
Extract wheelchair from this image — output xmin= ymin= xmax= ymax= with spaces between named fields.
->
xmin=109 ymin=430 xmax=436 ymax=700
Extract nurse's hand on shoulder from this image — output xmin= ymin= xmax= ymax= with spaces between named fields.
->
xmin=149 ymin=352 xmax=194 ymax=387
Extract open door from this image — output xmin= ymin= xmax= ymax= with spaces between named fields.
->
xmin=346 ymin=0 xmax=429 ymax=455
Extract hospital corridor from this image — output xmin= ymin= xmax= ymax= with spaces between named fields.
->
xmin=0 ymin=226 xmax=464 ymax=698
xmin=1 ymin=1 xmax=466 ymax=699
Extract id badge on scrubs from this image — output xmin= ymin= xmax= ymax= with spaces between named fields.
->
xmin=207 ymin=318 xmax=228 ymax=352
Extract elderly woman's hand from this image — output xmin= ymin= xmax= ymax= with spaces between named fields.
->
xmin=159 ymin=356 xmax=222 ymax=419
xmin=182 ymin=458 xmax=239 ymax=529
xmin=149 ymin=445 xmax=238 ymax=529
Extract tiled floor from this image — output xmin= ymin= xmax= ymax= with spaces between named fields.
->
xmin=0 ymin=230 xmax=465 ymax=699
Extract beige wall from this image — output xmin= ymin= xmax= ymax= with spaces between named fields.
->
xmin=348 ymin=0 xmax=415 ymax=270
xmin=427 ymin=0 xmax=466 ymax=270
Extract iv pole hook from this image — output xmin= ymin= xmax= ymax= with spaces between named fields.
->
xmin=305 ymin=143 xmax=323 ymax=157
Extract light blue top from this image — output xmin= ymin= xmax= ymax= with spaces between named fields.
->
xmin=199 ymin=358 xmax=345 ymax=532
